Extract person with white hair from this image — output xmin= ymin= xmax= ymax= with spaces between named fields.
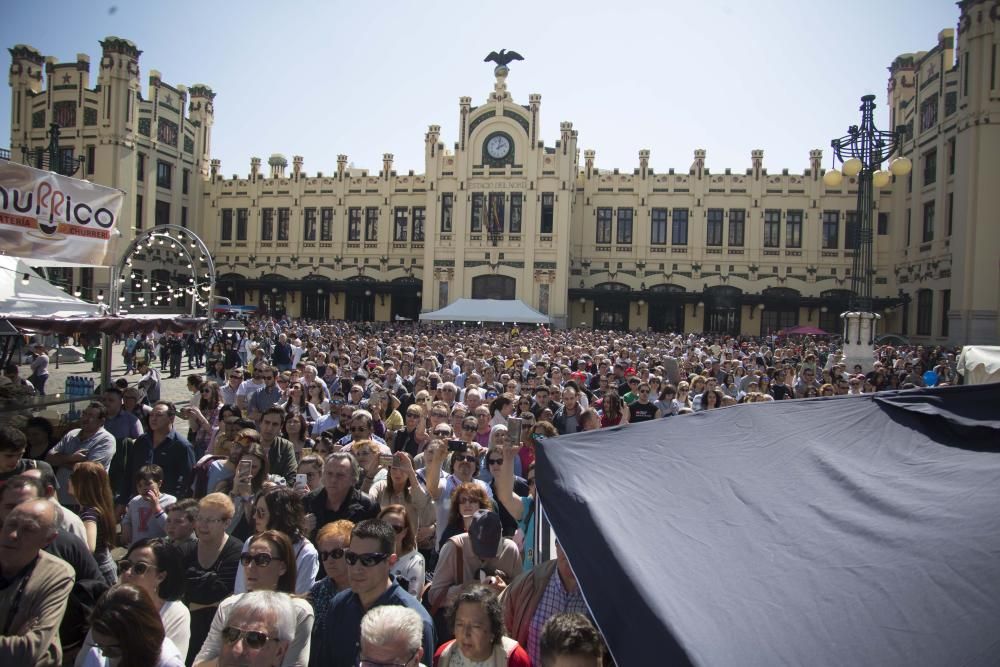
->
xmin=358 ymin=605 xmax=425 ymax=667
xmin=217 ymin=591 xmax=296 ymax=667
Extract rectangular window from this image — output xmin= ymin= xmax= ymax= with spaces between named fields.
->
xmin=261 ymin=209 xmax=273 ymax=241
xmin=596 ymin=207 xmax=613 ymax=244
xmin=438 ymin=281 xmax=449 ymax=309
xmin=394 ymin=207 xmax=408 ymax=241
xmin=86 ymin=146 xmax=95 ymax=175
xmin=728 ymin=209 xmax=745 ymax=247
xmin=348 ymin=207 xmax=361 ymax=241
xmin=441 ymin=193 xmax=453 ymax=232
xmin=922 ymin=201 xmax=935 ymax=243
xmin=947 ymin=138 xmax=956 ymax=175
xmin=487 ymin=193 xmax=505 ymax=236
xmin=221 ymin=208 xmax=232 ymax=240
xmin=156 ymin=161 xmax=171 ymax=189
xmin=651 ymin=208 xmax=668 ymax=245
xmin=320 ymin=207 xmax=333 ymax=241
xmin=916 ymin=289 xmax=933 ymax=336
xmin=277 ymin=208 xmax=290 ymax=241
xmin=471 ymin=193 xmax=483 ymax=232
xmin=763 ymin=209 xmax=781 ymax=248
xmin=364 ymin=207 xmax=378 ymax=241
xmin=672 ymin=208 xmax=689 ymax=246
xmin=844 ymin=211 xmax=858 ymax=250
xmin=540 ymin=193 xmax=554 ymax=235
xmin=509 ymin=193 xmax=522 ymax=234
xmin=992 ymin=43 xmax=997 ymax=89
xmin=136 ymin=194 xmax=144 ymax=230
xmin=919 ymin=94 xmax=938 ymax=132
xmin=304 ymin=208 xmax=317 ymax=241
xmin=947 ymin=193 xmax=954 ymax=237
xmin=923 ymin=149 xmax=937 ymax=186
xmin=941 ymin=289 xmax=951 ymax=337
xmin=412 ymin=207 xmax=425 ymax=242
xmin=616 ymin=208 xmax=633 ymax=244
xmin=964 ymin=53 xmax=970 ymax=97
xmin=181 ymin=206 xmax=187 ymax=228
xmin=182 ymin=168 xmax=189 ymax=195
xmin=236 ymin=208 xmax=248 ymax=241
xmin=906 ymin=209 xmax=912 ymax=246
xmin=871 ymin=213 xmax=886 ymax=238
xmin=785 ymin=210 xmax=803 ymax=248
xmin=155 ymin=199 xmax=170 ymax=226
xmin=137 ymin=154 xmax=145 ymax=182
xmin=706 ymin=208 xmax=723 ymax=246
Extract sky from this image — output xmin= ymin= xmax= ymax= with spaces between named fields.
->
xmin=2 ymin=0 xmax=959 ymax=177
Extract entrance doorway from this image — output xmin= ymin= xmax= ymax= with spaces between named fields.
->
xmin=702 ymin=286 xmax=742 ymax=335
xmin=301 ymin=292 xmax=329 ymax=320
xmin=346 ymin=292 xmax=375 ymax=322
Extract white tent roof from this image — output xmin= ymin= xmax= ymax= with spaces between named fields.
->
xmin=419 ymin=298 xmax=551 ymax=324
xmin=957 ymin=346 xmax=1000 ymax=385
xmin=0 ymin=255 xmax=103 ymax=318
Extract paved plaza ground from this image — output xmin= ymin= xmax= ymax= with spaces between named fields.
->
xmin=14 ymin=341 xmax=199 ymax=411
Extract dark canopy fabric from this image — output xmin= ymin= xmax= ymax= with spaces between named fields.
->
xmin=6 ymin=315 xmax=206 ymax=335
xmin=537 ymin=385 xmax=1000 ymax=667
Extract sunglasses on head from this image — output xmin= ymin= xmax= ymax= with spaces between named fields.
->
xmin=318 ymin=548 xmax=346 ymax=561
xmin=221 ymin=627 xmax=279 ymax=649
xmin=117 ymin=559 xmax=155 ymax=575
xmin=344 ymin=551 xmax=390 ymax=567
xmin=240 ymin=553 xmax=283 ymax=567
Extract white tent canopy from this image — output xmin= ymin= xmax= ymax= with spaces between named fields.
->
xmin=419 ymin=298 xmax=551 ymax=324
xmin=0 ymin=255 xmax=103 ymax=318
xmin=957 ymin=346 xmax=1000 ymax=385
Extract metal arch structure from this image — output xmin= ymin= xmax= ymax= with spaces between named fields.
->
xmin=110 ymin=224 xmax=217 ymax=327
xmin=829 ymin=95 xmax=907 ymax=316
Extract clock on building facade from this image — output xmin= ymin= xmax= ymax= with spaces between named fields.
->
xmin=483 ymin=131 xmax=514 ymax=167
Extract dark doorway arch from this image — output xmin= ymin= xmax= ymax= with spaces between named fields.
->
xmin=472 ymin=275 xmax=516 ymax=300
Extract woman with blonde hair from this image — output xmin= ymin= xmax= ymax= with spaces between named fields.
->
xmin=309 ymin=520 xmax=354 ymax=639
xmin=350 ymin=439 xmax=387 ymax=494
xmin=70 ymin=461 xmax=118 ymax=585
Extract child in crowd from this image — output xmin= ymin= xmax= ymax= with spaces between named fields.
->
xmin=165 ymin=498 xmax=199 ymax=546
xmin=122 ymin=464 xmax=177 ymax=546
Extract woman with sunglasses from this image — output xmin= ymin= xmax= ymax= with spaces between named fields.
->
xmin=369 ymin=451 xmax=435 ymax=552
xmin=81 ymin=583 xmax=185 ymax=667
xmin=389 ymin=404 xmax=428 ymax=458
xmin=194 ymin=530 xmax=314 ymax=667
xmin=379 ymin=504 xmax=425 ymax=598
xmin=438 ymin=482 xmax=493 ymax=549
xmin=227 ymin=441 xmax=273 ymax=540
xmin=180 ymin=493 xmax=243 ymax=665
xmin=425 ymin=440 xmax=494 ymax=548
xmin=309 ymin=520 xmax=355 ymax=639
xmin=233 ymin=487 xmax=319 ymax=595
xmin=186 ymin=381 xmax=222 ymax=459
xmin=279 ymin=382 xmax=322 ymax=422
xmin=351 ymin=440 xmax=388 ymax=494
xmin=306 ymin=383 xmax=330 ymax=416
xmin=87 ymin=538 xmax=190 ymax=661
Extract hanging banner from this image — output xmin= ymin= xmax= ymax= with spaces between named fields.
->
xmin=0 ymin=160 xmax=123 ymax=267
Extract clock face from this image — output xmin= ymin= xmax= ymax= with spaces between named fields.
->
xmin=486 ymin=134 xmax=511 ymax=159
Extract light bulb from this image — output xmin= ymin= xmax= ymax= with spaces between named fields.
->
xmin=842 ymin=158 xmax=863 ymax=177
xmin=822 ymin=169 xmax=843 ymax=188
xmin=872 ymin=170 xmax=892 ymax=188
xmin=889 ymin=156 xmax=912 ymax=176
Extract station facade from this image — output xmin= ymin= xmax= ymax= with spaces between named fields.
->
xmin=7 ymin=0 xmax=999 ymax=343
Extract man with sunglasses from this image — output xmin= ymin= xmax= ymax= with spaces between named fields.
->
xmin=248 ymin=366 xmax=283 ymax=425
xmin=220 ymin=369 xmax=245 ymax=407
xmin=217 ymin=590 xmax=295 ymax=667
xmin=313 ymin=520 xmax=434 ymax=667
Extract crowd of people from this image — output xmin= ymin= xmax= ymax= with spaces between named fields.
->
xmin=0 ymin=316 xmax=961 ymax=667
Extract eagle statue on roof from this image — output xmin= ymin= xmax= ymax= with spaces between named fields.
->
xmin=484 ymin=49 xmax=524 ymax=76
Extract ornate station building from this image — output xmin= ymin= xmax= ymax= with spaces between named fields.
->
xmin=6 ymin=0 xmax=999 ymax=342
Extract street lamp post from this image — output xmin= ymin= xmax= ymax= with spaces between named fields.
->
xmin=824 ymin=94 xmax=911 ymax=372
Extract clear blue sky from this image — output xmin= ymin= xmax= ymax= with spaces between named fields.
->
xmin=3 ymin=0 xmax=958 ymax=176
